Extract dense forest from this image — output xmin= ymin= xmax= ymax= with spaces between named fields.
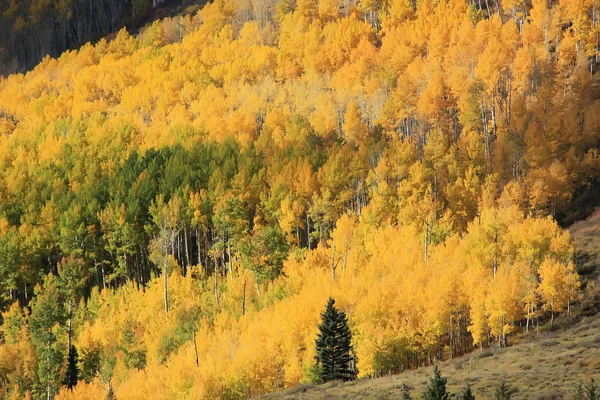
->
xmin=0 ymin=0 xmax=183 ymax=75
xmin=0 ymin=0 xmax=598 ymax=397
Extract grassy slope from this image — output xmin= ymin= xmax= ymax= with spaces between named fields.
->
xmin=260 ymin=209 xmax=600 ymax=400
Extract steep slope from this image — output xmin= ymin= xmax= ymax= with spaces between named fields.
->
xmin=0 ymin=0 xmax=204 ymax=75
xmin=260 ymin=210 xmax=600 ymax=399
xmin=261 ymin=314 xmax=600 ymax=399
xmin=1 ymin=0 xmax=600 ymax=398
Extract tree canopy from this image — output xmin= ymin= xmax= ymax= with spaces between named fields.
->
xmin=0 ymin=0 xmax=595 ymax=397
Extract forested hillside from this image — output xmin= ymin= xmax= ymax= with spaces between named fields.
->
xmin=0 ymin=0 xmax=599 ymax=397
xmin=0 ymin=0 xmax=195 ymax=75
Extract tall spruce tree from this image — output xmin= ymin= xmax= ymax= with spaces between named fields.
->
xmin=315 ymin=297 xmax=356 ymax=382
xmin=423 ymin=366 xmax=449 ymax=400
xmin=64 ymin=345 xmax=79 ymax=389
xmin=587 ymin=379 xmax=599 ymax=400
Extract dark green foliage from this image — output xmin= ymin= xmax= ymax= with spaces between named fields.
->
xmin=121 ymin=320 xmax=147 ymax=370
xmin=572 ymin=380 xmax=600 ymax=400
xmin=460 ymin=383 xmax=475 ymax=400
xmin=29 ymin=274 xmax=67 ymax=400
xmin=422 ymin=366 xmax=449 ymax=400
xmin=495 ymin=380 xmax=511 ymax=400
xmin=78 ymin=343 xmax=102 ymax=383
xmin=0 ymin=125 xmax=367 ymax=310
xmin=0 ymin=228 xmax=21 ymax=309
xmin=0 ymin=0 xmax=134 ymax=74
xmin=64 ymin=345 xmax=79 ymax=388
xmin=304 ymin=363 xmax=324 ymax=385
xmin=402 ymin=383 xmax=412 ymax=400
xmin=239 ymin=225 xmax=290 ymax=283
xmin=315 ymin=297 xmax=356 ymax=382
xmin=575 ymin=382 xmax=586 ymax=400
xmin=372 ymin=338 xmax=411 ymax=376
xmin=587 ymin=379 xmax=599 ymax=400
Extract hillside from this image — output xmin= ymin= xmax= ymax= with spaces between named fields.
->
xmin=261 ymin=315 xmax=600 ymax=399
xmin=0 ymin=0 xmax=600 ymax=398
xmin=0 ymin=0 xmax=207 ymax=75
xmin=261 ymin=209 xmax=600 ymax=399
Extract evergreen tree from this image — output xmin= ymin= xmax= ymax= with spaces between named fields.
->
xmin=460 ymin=383 xmax=475 ymax=400
xmin=495 ymin=380 xmax=511 ymax=400
xmin=402 ymin=383 xmax=412 ymax=400
xmin=587 ymin=379 xmax=599 ymax=400
xmin=315 ymin=297 xmax=356 ymax=382
xmin=423 ymin=366 xmax=449 ymax=400
xmin=64 ymin=345 xmax=79 ymax=388
xmin=574 ymin=382 xmax=585 ymax=400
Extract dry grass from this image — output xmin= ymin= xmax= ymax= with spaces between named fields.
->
xmin=261 ymin=316 xmax=600 ymax=399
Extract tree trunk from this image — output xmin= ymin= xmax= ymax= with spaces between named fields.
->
xmin=184 ymin=226 xmax=190 ymax=274
xmin=214 ymin=258 xmax=220 ymax=309
xmin=242 ymin=280 xmax=246 ymax=316
xmin=331 ymin=243 xmax=336 ymax=282
xmin=551 ymin=299 xmax=555 ymax=330
xmin=196 ymin=228 xmax=202 ymax=268
xmin=47 ymin=340 xmax=51 ymax=400
xmin=307 ymin=212 xmax=311 ymax=250
xmin=68 ymin=300 xmax=73 ymax=352
xmin=164 ymin=253 xmax=169 ymax=314
xmin=227 ymin=239 xmax=233 ymax=278
xmin=449 ymin=314 xmax=453 ymax=360
xmin=192 ymin=328 xmax=199 ymax=367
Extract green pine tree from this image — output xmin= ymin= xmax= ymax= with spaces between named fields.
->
xmin=315 ymin=297 xmax=356 ymax=382
xmin=64 ymin=345 xmax=79 ymax=388
xmin=574 ymin=382 xmax=585 ymax=400
xmin=423 ymin=366 xmax=449 ymax=400
xmin=587 ymin=379 xmax=599 ymax=400
xmin=402 ymin=383 xmax=412 ymax=400
xmin=495 ymin=380 xmax=511 ymax=400
xmin=460 ymin=383 xmax=475 ymax=400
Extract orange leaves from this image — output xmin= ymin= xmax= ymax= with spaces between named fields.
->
xmin=279 ymin=196 xmax=305 ymax=242
xmin=0 ymin=0 xmax=597 ymax=395
xmin=486 ymin=264 xmax=522 ymax=338
xmin=313 ymin=14 xmax=375 ymax=73
xmin=537 ymin=259 xmax=579 ymax=315
xmin=474 ymin=16 xmax=517 ymax=94
xmin=41 ymin=200 xmax=579 ymax=395
xmin=342 ymin=101 xmax=369 ymax=143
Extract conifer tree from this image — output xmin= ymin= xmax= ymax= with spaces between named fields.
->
xmin=587 ymin=379 xmax=599 ymax=400
xmin=64 ymin=345 xmax=79 ymax=389
xmin=574 ymin=382 xmax=585 ymax=400
xmin=460 ymin=383 xmax=475 ymax=400
xmin=315 ymin=297 xmax=356 ymax=382
xmin=495 ymin=380 xmax=511 ymax=400
xmin=423 ymin=366 xmax=449 ymax=400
